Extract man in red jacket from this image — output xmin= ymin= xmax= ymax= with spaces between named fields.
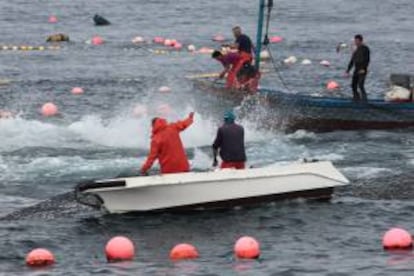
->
xmin=140 ymin=112 xmax=194 ymax=175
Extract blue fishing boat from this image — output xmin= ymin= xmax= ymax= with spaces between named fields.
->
xmin=197 ymin=0 xmax=414 ymax=132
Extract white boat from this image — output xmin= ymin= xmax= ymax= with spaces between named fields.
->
xmin=75 ymin=161 xmax=349 ymax=214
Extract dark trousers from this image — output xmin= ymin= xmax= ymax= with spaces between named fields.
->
xmin=352 ymin=72 xmax=368 ymax=101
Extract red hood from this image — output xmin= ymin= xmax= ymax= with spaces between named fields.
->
xmin=152 ymin=118 xmax=168 ymax=135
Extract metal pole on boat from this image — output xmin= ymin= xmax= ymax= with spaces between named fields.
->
xmin=255 ymin=0 xmax=266 ymax=71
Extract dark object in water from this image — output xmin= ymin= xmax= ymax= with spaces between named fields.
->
xmin=46 ymin=33 xmax=69 ymax=42
xmin=93 ymin=14 xmax=111 ymax=26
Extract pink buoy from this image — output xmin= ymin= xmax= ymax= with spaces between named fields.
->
xmin=164 ymin=39 xmax=174 ymax=47
xmin=153 ymin=36 xmax=165 ymax=44
xmin=132 ymin=36 xmax=145 ymax=44
xmin=41 ymin=102 xmax=58 ymax=117
xmin=326 ymin=81 xmax=339 ymax=90
xmin=383 ymin=228 xmax=413 ymax=250
xmin=270 ymin=36 xmax=283 ymax=43
xmin=320 ymin=60 xmax=331 ymax=67
xmin=105 ymin=236 xmax=135 ymax=262
xmin=26 ymin=248 xmax=55 ymax=267
xmin=158 ymin=86 xmax=171 ymax=93
xmin=48 ymin=15 xmax=58 ymax=24
xmin=132 ymin=104 xmax=148 ymax=118
xmin=169 ymin=243 xmax=199 ymax=260
xmin=71 ymin=87 xmax=84 ymax=95
xmin=91 ymin=36 xmax=104 ymax=46
xmin=197 ymin=47 xmax=214 ymax=54
xmin=234 ymin=236 xmax=260 ymax=259
xmin=212 ymin=34 xmax=225 ymax=42
xmin=173 ymin=43 xmax=183 ymax=50
xmin=0 ymin=110 xmax=13 ymax=119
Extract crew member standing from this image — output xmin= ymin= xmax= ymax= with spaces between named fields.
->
xmin=141 ymin=112 xmax=194 ymax=175
xmin=212 ymin=111 xmax=246 ymax=169
xmin=346 ymin=34 xmax=370 ymax=102
xmin=230 ymin=27 xmax=254 ymax=79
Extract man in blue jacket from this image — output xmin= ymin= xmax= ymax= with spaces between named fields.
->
xmin=212 ymin=111 xmax=246 ymax=169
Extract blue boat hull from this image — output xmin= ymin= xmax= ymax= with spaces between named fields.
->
xmin=260 ymin=88 xmax=414 ymax=131
xmin=196 ymin=80 xmax=414 ymax=132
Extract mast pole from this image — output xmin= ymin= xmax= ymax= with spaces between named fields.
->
xmin=255 ymin=0 xmax=266 ymax=70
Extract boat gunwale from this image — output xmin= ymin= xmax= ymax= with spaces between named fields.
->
xmin=82 ymin=171 xmax=349 ymax=194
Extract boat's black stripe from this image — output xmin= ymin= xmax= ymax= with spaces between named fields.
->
xmin=76 ymin=180 xmax=126 ymax=192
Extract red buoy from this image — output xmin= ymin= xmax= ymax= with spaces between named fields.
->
xmin=234 ymin=236 xmax=260 ymax=259
xmin=105 ymin=236 xmax=135 ymax=262
xmin=169 ymin=243 xmax=199 ymax=260
xmin=26 ymin=248 xmax=55 ymax=267
xmin=41 ymin=102 xmax=58 ymax=117
xmin=383 ymin=228 xmax=413 ymax=250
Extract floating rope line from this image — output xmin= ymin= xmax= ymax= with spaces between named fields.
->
xmin=0 ymin=45 xmax=61 ymax=51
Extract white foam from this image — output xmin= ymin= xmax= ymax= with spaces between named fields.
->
xmin=287 ymin=130 xmax=317 ymax=140
xmin=341 ymin=166 xmax=396 ymax=179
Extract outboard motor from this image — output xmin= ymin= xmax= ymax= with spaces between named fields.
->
xmin=93 ymin=14 xmax=111 ymax=26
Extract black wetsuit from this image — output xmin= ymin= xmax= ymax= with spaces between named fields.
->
xmin=236 ymin=34 xmax=253 ymax=54
xmin=212 ymin=123 xmax=246 ymax=162
xmin=347 ymin=44 xmax=370 ymax=101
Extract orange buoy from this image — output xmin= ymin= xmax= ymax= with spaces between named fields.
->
xmin=383 ymin=228 xmax=413 ymax=250
xmin=91 ymin=36 xmax=104 ymax=45
xmin=48 ymin=15 xmax=58 ymax=24
xmin=153 ymin=36 xmax=165 ymax=44
xmin=41 ymin=102 xmax=58 ymax=117
xmin=169 ymin=243 xmax=199 ymax=260
xmin=26 ymin=248 xmax=55 ymax=267
xmin=71 ymin=87 xmax=84 ymax=95
xmin=326 ymin=80 xmax=340 ymax=90
xmin=105 ymin=236 xmax=135 ymax=262
xmin=234 ymin=236 xmax=260 ymax=259
xmin=270 ymin=36 xmax=283 ymax=43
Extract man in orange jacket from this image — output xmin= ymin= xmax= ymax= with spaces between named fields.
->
xmin=140 ymin=112 xmax=194 ymax=175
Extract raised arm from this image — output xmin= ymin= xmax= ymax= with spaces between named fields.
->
xmin=172 ymin=112 xmax=194 ymax=132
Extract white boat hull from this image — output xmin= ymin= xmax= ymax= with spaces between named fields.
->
xmin=77 ymin=161 xmax=349 ymax=213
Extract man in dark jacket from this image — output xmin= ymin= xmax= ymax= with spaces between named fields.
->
xmin=346 ymin=34 xmax=370 ymax=102
xmin=212 ymin=111 xmax=246 ymax=169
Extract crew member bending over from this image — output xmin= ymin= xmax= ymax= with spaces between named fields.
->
xmin=212 ymin=111 xmax=246 ymax=169
xmin=212 ymin=50 xmax=241 ymax=89
xmin=346 ymin=34 xmax=370 ymax=102
xmin=141 ymin=112 xmax=194 ymax=175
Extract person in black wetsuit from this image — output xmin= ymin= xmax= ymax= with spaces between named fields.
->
xmin=346 ymin=34 xmax=370 ymax=102
xmin=212 ymin=111 xmax=246 ymax=169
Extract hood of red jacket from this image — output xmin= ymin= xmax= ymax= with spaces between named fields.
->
xmin=152 ymin=118 xmax=168 ymax=135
